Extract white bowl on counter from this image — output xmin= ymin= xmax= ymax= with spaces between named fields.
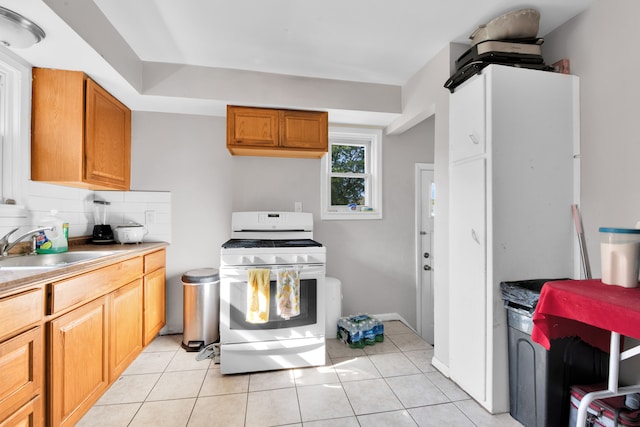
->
xmin=113 ymin=224 xmax=147 ymax=244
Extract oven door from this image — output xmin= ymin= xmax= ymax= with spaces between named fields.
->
xmin=219 ymin=263 xmax=326 ymax=344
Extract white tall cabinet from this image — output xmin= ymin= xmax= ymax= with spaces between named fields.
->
xmin=448 ymin=65 xmax=579 ymax=413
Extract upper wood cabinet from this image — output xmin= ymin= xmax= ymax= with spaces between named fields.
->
xmin=227 ymin=105 xmax=328 ymax=158
xmin=31 ymin=68 xmax=131 ymax=190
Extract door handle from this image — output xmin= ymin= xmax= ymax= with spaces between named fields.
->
xmin=471 ymin=229 xmax=480 ymax=245
xmin=424 ymin=265 xmax=432 ymax=271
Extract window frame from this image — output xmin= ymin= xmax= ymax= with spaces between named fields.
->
xmin=0 ymin=47 xmax=29 ymax=218
xmin=321 ymin=126 xmax=382 ymax=220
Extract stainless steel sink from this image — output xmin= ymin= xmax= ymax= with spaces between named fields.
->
xmin=0 ymin=251 xmax=115 ymax=270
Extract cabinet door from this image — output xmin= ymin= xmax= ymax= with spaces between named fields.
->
xmin=84 ymin=78 xmax=131 ymax=190
xmin=227 ymin=106 xmax=279 ymax=147
xmin=31 ymin=68 xmax=85 ymax=184
xmin=449 ymin=158 xmax=487 ymax=402
xmin=143 ymin=268 xmax=166 ymax=345
xmin=49 ymin=296 xmax=108 ymax=427
xmin=0 ymin=327 xmax=43 ymax=424
xmin=280 ymin=110 xmax=328 ymax=150
xmin=110 ymin=280 xmax=143 ymax=381
xmin=450 ymin=75 xmax=485 ymax=162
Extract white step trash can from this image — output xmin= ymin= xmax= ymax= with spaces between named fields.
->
xmin=182 ymin=268 xmax=220 ymax=352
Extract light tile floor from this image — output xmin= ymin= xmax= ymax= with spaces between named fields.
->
xmin=78 ymin=321 xmax=524 ymax=427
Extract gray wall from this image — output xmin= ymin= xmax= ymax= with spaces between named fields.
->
xmin=544 ymin=0 xmax=640 ymax=278
xmin=130 ymin=113 xmax=434 ymax=333
xmin=130 ymin=113 xmax=233 ymax=333
xmin=543 ymin=0 xmax=640 ymax=384
xmin=317 ymin=119 xmax=434 ymax=321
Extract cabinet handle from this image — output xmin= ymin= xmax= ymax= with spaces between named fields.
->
xmin=471 ymin=229 xmax=480 ymax=245
xmin=468 ymin=134 xmax=479 ymax=145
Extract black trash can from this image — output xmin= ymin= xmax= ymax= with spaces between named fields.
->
xmin=182 ymin=268 xmax=220 ymax=352
xmin=501 ymin=279 xmax=608 ymax=427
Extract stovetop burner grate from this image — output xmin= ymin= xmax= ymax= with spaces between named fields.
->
xmin=221 ymin=239 xmax=323 ymax=249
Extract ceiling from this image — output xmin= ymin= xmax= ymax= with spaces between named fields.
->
xmin=1 ymin=0 xmax=593 ymax=126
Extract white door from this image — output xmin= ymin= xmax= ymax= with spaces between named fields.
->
xmin=449 ymin=157 xmax=487 ymax=402
xmin=416 ymin=164 xmax=434 ymax=344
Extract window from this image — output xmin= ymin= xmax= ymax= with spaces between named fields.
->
xmin=321 ymin=127 xmax=382 ymax=220
xmin=0 ymin=48 xmax=30 ymax=218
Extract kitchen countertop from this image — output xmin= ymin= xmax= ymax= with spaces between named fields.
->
xmin=0 ymin=241 xmax=168 ymax=297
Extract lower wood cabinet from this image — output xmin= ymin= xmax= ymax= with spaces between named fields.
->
xmin=143 ymin=250 xmax=166 ymax=345
xmin=143 ymin=268 xmax=166 ymax=345
xmin=110 ymin=279 xmax=143 ymax=381
xmin=48 ymin=278 xmax=147 ymax=426
xmin=1 ymin=246 xmax=167 ymax=426
xmin=0 ymin=327 xmax=43 ymax=426
xmin=49 ymin=296 xmax=109 ymax=427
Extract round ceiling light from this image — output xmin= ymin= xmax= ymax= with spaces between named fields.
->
xmin=0 ymin=6 xmax=45 ymax=49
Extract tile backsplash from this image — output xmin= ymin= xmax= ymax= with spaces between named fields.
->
xmin=94 ymin=190 xmax=171 ymax=244
xmin=0 ymin=181 xmax=171 ymax=245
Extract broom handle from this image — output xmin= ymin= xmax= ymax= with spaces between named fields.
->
xmin=572 ymin=204 xmax=592 ymax=279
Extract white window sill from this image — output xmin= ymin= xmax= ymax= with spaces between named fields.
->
xmin=0 ymin=204 xmax=27 ymax=218
xmin=321 ymin=210 xmax=382 ymax=220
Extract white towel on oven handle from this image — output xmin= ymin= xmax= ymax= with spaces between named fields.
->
xmin=276 ymin=266 xmax=300 ymax=319
xmin=246 ymin=268 xmax=270 ymax=324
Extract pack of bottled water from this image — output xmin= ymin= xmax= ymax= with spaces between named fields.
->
xmin=337 ymin=314 xmax=384 ymax=348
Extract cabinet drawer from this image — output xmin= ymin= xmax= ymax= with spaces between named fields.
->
xmin=0 ymin=290 xmax=43 ymax=341
xmin=450 ymin=73 xmax=486 ymax=162
xmin=0 ymin=395 xmax=42 ymax=427
xmin=49 ymin=257 xmax=143 ymax=314
xmin=0 ymin=327 xmax=43 ymax=423
xmin=144 ymin=249 xmax=166 ymax=274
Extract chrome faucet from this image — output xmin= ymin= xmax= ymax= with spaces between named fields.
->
xmin=0 ymin=226 xmax=54 ymax=256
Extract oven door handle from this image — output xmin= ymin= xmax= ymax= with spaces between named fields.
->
xmin=220 ymin=263 xmax=325 ymax=278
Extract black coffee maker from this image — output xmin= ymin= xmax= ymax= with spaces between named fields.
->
xmin=92 ymin=200 xmax=114 ymax=243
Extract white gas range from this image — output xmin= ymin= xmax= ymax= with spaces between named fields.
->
xmin=219 ymin=211 xmax=326 ymax=374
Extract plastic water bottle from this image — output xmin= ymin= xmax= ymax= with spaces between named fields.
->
xmin=364 ymin=318 xmax=376 ymax=345
xmin=349 ymin=320 xmax=364 ymax=349
xmin=373 ymin=317 xmax=384 ymax=342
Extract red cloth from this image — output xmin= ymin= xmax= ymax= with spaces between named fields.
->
xmin=531 ymin=279 xmax=640 ymax=352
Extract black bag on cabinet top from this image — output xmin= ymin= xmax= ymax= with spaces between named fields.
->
xmin=455 ymin=38 xmax=545 ymax=69
xmin=444 ymin=61 xmax=554 ymax=93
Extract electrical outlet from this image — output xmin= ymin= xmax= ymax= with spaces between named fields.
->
xmin=145 ymin=210 xmax=156 ymax=225
xmin=294 ymin=202 xmax=302 ymax=213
